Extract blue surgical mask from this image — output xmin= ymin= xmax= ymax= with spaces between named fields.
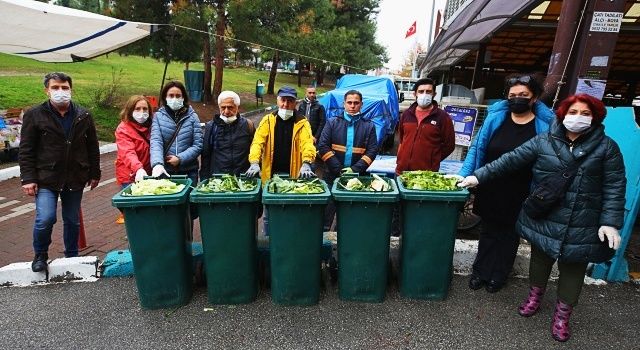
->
xmin=166 ymin=98 xmax=184 ymax=111
xmin=563 ymin=115 xmax=592 ymax=133
xmin=132 ymin=111 xmax=149 ymax=124
xmin=416 ymin=93 xmax=432 ymax=107
xmin=220 ymin=115 xmax=237 ymax=124
xmin=50 ymin=89 xmax=71 ymax=105
xmin=278 ymin=108 xmax=294 ymax=120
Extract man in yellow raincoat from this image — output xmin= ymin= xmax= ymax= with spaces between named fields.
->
xmin=246 ymin=86 xmax=316 ymax=183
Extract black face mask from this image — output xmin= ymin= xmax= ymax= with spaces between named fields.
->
xmin=508 ymin=97 xmax=532 ymax=114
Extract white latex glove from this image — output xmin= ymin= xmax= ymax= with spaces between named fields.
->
xmin=134 ymin=168 xmax=148 ymax=182
xmin=245 ymin=163 xmax=261 ymax=178
xmin=444 ymin=174 xmax=464 ymax=182
xmin=457 ymin=175 xmax=479 ymax=188
xmin=298 ymin=162 xmax=315 ymax=179
xmin=598 ymin=225 xmax=621 ymax=250
xmin=151 ymin=164 xmax=169 ymax=178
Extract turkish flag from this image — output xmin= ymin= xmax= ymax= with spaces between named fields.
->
xmin=405 ymin=21 xmax=417 ymax=38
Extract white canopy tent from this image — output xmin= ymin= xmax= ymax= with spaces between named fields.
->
xmin=0 ymin=0 xmax=155 ymax=62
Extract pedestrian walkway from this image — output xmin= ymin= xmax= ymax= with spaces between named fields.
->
xmin=0 ymin=151 xmax=202 ymax=267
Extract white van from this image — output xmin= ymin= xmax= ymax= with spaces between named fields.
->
xmin=393 ymin=76 xmax=418 ymax=112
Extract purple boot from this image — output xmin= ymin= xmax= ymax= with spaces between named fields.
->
xmin=551 ymin=300 xmax=573 ymax=342
xmin=518 ymin=286 xmax=545 ymax=317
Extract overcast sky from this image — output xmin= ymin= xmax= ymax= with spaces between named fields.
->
xmin=375 ymin=0 xmax=447 ymax=72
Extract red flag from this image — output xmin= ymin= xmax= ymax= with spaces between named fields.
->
xmin=405 ymin=21 xmax=417 ymax=39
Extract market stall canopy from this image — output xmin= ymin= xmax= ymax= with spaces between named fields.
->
xmin=419 ymin=0 xmax=539 ymax=74
xmin=0 ymin=0 xmax=155 ymax=62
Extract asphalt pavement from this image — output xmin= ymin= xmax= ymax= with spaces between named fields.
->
xmin=1 ymin=275 xmax=639 ymax=349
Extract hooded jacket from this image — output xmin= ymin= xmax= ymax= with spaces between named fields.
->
xmin=474 ymin=121 xmax=626 ymax=263
xmin=459 ymin=99 xmax=555 ymax=177
xmin=248 ymin=111 xmax=316 ymax=183
xmin=150 ymin=106 xmax=203 ymax=173
xmin=19 ymin=101 xmax=101 ymax=191
xmin=200 ymin=114 xmax=254 ymax=179
xmin=115 ymin=120 xmax=151 ymax=185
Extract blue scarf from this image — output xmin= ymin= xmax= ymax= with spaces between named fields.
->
xmin=342 ymin=112 xmax=361 ymax=167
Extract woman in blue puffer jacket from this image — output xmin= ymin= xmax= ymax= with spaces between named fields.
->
xmin=150 ymin=81 xmax=203 ymax=185
xmin=459 ymin=75 xmax=554 ymax=294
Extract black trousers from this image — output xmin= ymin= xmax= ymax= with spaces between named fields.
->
xmin=472 ymin=218 xmax=520 ymax=284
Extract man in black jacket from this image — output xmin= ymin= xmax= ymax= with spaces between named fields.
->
xmin=200 ymin=90 xmax=255 ymax=180
xmin=297 ymin=86 xmax=326 ymax=144
xmin=19 ymin=72 xmax=101 ymax=272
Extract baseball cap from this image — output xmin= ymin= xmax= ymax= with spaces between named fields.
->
xmin=277 ymin=86 xmax=297 ymax=99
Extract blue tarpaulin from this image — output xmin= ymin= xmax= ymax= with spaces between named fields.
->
xmin=319 ymin=75 xmax=399 ymax=144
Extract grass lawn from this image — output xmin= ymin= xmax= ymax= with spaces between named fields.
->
xmin=0 ymin=53 xmax=331 ymax=141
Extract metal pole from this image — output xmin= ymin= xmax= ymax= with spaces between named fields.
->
xmin=470 ymin=44 xmax=486 ymax=90
xmin=428 ymin=0 xmax=436 ymax=49
xmin=160 ymin=26 xmax=177 ymax=97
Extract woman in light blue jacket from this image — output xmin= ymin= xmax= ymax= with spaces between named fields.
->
xmin=459 ymin=74 xmax=554 ymax=293
xmin=150 ymin=81 xmax=203 ymax=185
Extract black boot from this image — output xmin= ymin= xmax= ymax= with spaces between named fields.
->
xmin=31 ymin=253 xmax=48 ymax=272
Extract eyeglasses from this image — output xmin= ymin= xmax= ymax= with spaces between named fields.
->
xmin=506 ymin=75 xmax=532 ymax=86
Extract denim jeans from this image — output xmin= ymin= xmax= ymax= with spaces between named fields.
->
xmin=32 ymin=188 xmax=83 ymax=257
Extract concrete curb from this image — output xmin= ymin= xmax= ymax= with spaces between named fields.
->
xmin=0 ymin=240 xmax=608 ymax=287
xmin=0 ymin=143 xmax=117 ymax=181
xmin=0 ymin=256 xmax=98 ymax=287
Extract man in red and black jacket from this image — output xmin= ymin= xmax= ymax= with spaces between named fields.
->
xmin=318 ymin=90 xmax=378 ymax=230
xmin=396 ymin=78 xmax=455 ymax=175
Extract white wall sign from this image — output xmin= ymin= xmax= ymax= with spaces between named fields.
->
xmin=590 ymin=12 xmax=623 ymax=33
xmin=590 ymin=56 xmax=609 ymax=67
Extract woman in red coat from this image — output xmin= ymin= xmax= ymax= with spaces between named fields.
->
xmin=114 ymin=95 xmax=153 ymax=223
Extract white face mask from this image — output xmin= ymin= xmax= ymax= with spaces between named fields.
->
xmin=220 ymin=115 xmax=237 ymax=124
xmin=416 ymin=93 xmax=433 ymax=108
xmin=278 ymin=108 xmax=294 ymax=120
xmin=166 ymin=98 xmax=184 ymax=111
xmin=132 ymin=111 xmax=149 ymax=124
xmin=563 ymin=115 xmax=592 ymax=133
xmin=50 ymin=89 xmax=71 ymax=105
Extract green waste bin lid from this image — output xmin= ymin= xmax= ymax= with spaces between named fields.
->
xmin=396 ymin=178 xmax=469 ymax=202
xmin=111 ymin=178 xmax=192 ymax=208
xmin=262 ymin=178 xmax=330 ymax=205
xmin=332 ymin=175 xmax=399 ymax=203
xmin=190 ymin=176 xmax=261 ymax=203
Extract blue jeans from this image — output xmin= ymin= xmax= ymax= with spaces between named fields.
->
xmin=32 ymin=188 xmax=83 ymax=257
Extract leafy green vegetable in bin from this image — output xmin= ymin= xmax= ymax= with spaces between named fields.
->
xmin=338 ymin=173 xmax=391 ymax=192
xmin=399 ymin=171 xmax=460 ymax=191
xmin=267 ymin=175 xmax=324 ymax=194
xmin=124 ymin=179 xmax=185 ymax=196
xmin=196 ymin=174 xmax=257 ymax=193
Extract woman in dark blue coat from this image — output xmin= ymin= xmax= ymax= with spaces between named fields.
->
xmin=459 ymin=94 xmax=625 ymax=342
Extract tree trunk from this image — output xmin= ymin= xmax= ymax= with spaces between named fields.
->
xmin=297 ymin=57 xmax=302 ymax=87
xmin=316 ymin=66 xmax=325 ymax=86
xmin=203 ymin=36 xmax=212 ymax=103
xmin=212 ymin=0 xmax=226 ymax=106
xmin=267 ymin=50 xmax=278 ymax=95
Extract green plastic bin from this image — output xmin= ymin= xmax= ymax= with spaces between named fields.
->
xmin=396 ymin=179 xmax=469 ymax=300
xmin=262 ymin=178 xmax=331 ymax=305
xmin=332 ymin=175 xmax=399 ymax=302
xmin=190 ymin=177 xmax=261 ymax=304
xmin=111 ymin=177 xmax=193 ymax=309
